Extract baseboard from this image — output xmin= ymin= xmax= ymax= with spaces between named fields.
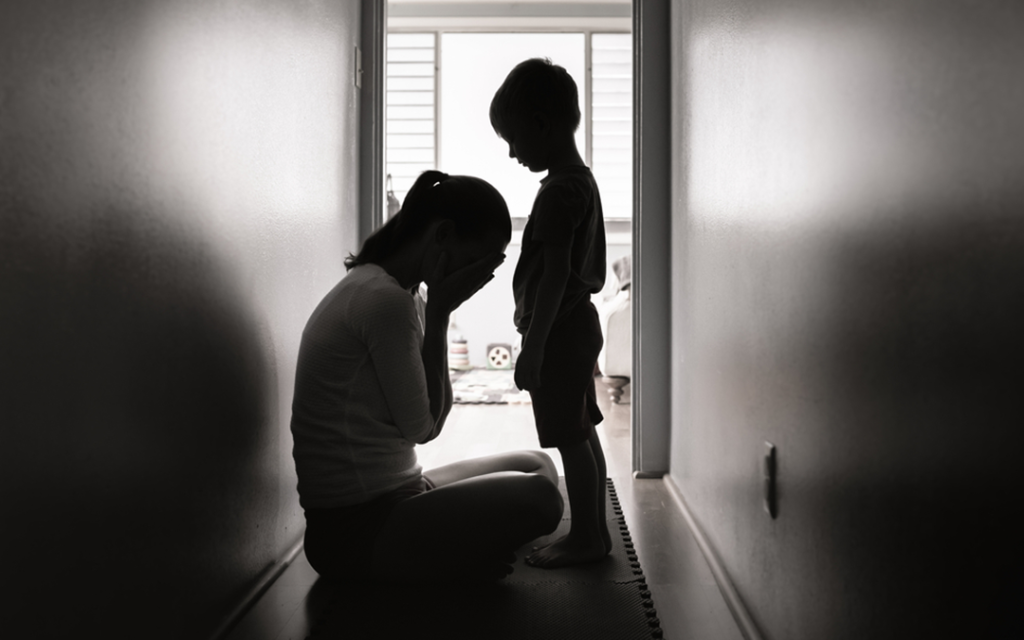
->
xmin=633 ymin=470 xmax=666 ymax=479
xmin=662 ymin=476 xmax=764 ymax=640
xmin=209 ymin=536 xmax=305 ymax=640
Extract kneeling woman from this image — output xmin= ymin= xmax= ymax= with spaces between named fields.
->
xmin=291 ymin=171 xmax=563 ymax=582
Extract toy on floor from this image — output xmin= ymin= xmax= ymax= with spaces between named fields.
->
xmin=448 ymin=315 xmax=472 ymax=370
xmin=486 ymin=343 xmax=513 ymax=370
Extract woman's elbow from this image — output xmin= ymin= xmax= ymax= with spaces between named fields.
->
xmin=416 ymin=418 xmax=443 ymax=444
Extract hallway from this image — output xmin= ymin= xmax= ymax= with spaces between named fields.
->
xmin=4 ymin=1 xmax=1024 ymax=638
xmin=224 ymin=379 xmax=743 ymax=640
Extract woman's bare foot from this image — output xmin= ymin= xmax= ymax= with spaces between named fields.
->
xmin=526 ymin=533 xmax=608 ymax=568
xmin=452 ymin=551 xmax=516 ymax=582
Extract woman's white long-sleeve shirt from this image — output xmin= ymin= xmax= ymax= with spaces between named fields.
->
xmin=291 ymin=264 xmax=432 ymax=509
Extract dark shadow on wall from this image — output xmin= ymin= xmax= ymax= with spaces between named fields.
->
xmin=676 ymin=200 xmax=1024 ymax=640
xmin=0 ymin=196 xmax=281 ymax=638
xmin=810 ymin=202 xmax=1024 ymax=639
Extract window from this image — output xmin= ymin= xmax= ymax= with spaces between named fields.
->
xmin=438 ymin=33 xmax=586 ymax=221
xmin=590 ymin=33 xmax=633 ymax=221
xmin=385 ymin=31 xmax=633 ymax=219
xmin=385 ymin=33 xmax=437 ymax=205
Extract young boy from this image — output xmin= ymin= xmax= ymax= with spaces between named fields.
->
xmin=490 ymin=58 xmax=610 ymax=568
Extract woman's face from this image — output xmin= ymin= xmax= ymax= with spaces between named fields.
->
xmin=443 ymin=229 xmax=508 ymax=277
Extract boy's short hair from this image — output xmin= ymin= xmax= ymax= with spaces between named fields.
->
xmin=490 ymin=58 xmax=581 ymax=137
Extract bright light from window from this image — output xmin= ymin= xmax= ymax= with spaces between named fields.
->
xmin=438 ymin=33 xmax=587 ymax=218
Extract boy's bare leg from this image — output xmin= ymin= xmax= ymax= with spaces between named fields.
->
xmin=526 ymin=433 xmax=608 ymax=568
xmin=589 ymin=426 xmax=613 ymax=553
xmin=528 ymin=426 xmax=612 ymax=561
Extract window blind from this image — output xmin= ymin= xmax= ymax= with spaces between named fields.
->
xmin=590 ymin=33 xmax=633 ymax=219
xmin=385 ymin=31 xmax=632 ymax=219
xmin=386 ymin=33 xmax=437 ymax=207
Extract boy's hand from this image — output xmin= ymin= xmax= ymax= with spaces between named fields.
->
xmin=514 ymin=344 xmax=544 ymax=391
xmin=428 ymin=251 xmax=505 ymax=314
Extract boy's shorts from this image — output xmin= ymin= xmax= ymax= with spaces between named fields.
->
xmin=527 ymin=299 xmax=604 ymax=448
xmin=303 ymin=475 xmax=435 ymax=581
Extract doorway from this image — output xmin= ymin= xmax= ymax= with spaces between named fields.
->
xmin=363 ymin=0 xmax=669 ymax=476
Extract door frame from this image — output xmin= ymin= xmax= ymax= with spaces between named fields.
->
xmin=359 ymin=0 xmax=387 ymax=244
xmin=631 ymin=0 xmax=671 ymax=477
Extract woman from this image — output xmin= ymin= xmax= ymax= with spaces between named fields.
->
xmin=291 ymin=171 xmax=563 ymax=583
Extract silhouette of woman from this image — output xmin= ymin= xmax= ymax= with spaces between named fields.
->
xmin=291 ymin=171 xmax=563 ymax=583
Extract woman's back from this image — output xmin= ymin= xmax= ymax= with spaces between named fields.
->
xmin=291 ymin=263 xmax=432 ymax=510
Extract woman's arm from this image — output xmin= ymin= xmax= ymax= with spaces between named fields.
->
xmin=363 ymin=288 xmax=436 ymax=444
xmin=420 ymin=250 xmax=506 ymax=442
xmin=420 ymin=304 xmax=452 ymax=443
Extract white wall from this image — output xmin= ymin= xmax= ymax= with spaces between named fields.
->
xmin=0 ymin=1 xmax=361 ymax=637
xmin=668 ymin=1 xmax=1024 ymax=638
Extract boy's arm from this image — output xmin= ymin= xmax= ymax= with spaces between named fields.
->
xmin=515 ymin=241 xmax=572 ymax=391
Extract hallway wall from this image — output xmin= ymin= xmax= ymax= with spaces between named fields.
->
xmin=667 ymin=1 xmax=1024 ymax=638
xmin=0 ymin=1 xmax=361 ymax=637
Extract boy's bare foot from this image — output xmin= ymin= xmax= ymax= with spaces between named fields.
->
xmin=526 ymin=534 xmax=608 ymax=568
xmin=533 ymin=520 xmax=613 ymax=556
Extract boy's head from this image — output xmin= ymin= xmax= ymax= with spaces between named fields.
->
xmin=489 ymin=58 xmax=581 ymax=154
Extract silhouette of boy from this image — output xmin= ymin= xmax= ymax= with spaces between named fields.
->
xmin=490 ymin=58 xmax=610 ymax=567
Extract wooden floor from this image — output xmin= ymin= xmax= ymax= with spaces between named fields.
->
xmin=225 ymin=379 xmax=743 ymax=640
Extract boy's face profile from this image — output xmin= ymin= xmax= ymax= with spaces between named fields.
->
xmin=503 ymin=114 xmax=549 ymax=173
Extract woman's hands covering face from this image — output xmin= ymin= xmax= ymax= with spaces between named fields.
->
xmin=426 ymin=250 xmax=505 ymax=314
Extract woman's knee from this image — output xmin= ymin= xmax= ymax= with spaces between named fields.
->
xmin=516 ymin=472 xmax=563 ymax=530
xmin=513 ymin=449 xmax=558 ymax=482
xmin=534 ymin=450 xmax=559 ymax=477
xmin=501 ymin=449 xmax=557 ymax=477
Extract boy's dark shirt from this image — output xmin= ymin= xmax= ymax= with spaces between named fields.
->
xmin=513 ymin=165 xmax=606 ymax=333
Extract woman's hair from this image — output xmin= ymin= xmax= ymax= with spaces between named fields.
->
xmin=489 ymin=58 xmax=581 ymax=138
xmin=345 ymin=171 xmax=511 ymax=270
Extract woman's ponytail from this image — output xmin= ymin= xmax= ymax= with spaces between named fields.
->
xmin=389 ymin=170 xmax=449 ymax=238
xmin=402 ymin=170 xmax=450 ymax=210
xmin=343 ymin=215 xmax=397 ymax=270
xmin=345 ymin=171 xmax=450 ymax=270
